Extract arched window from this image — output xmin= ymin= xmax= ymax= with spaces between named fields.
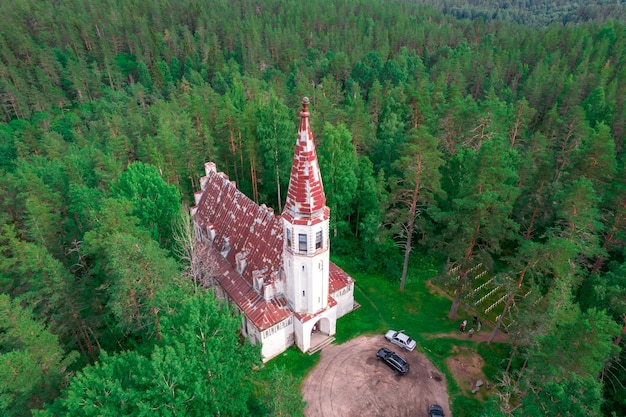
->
xmin=315 ymin=229 xmax=323 ymax=249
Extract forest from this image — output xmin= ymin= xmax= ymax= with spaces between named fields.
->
xmin=0 ymin=0 xmax=625 ymax=415
xmin=411 ymin=0 xmax=626 ymax=27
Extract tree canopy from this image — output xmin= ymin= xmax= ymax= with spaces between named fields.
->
xmin=1 ymin=0 xmax=625 ymax=415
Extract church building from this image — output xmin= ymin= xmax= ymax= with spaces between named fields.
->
xmin=191 ymin=97 xmax=355 ymax=362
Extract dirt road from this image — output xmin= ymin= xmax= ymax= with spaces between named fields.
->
xmin=302 ymin=335 xmax=451 ymax=417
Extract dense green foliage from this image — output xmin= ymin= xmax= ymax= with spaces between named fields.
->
xmin=0 ymin=295 xmax=76 ymax=416
xmin=1 ymin=0 xmax=625 ymax=415
xmin=39 ymin=292 xmax=266 ymax=416
xmin=410 ymin=0 xmax=626 ymax=27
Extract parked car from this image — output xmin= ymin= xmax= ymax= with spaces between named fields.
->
xmin=376 ymin=347 xmax=410 ymax=375
xmin=428 ymin=404 xmax=445 ymax=417
xmin=385 ymin=330 xmax=417 ymax=351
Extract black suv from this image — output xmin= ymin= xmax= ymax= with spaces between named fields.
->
xmin=428 ymin=404 xmax=445 ymax=417
xmin=376 ymin=347 xmax=409 ymax=375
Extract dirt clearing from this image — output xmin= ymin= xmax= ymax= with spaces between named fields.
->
xmin=302 ymin=335 xmax=451 ymax=417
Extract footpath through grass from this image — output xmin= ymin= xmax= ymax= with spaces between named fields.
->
xmin=266 ymin=253 xmax=509 ymax=415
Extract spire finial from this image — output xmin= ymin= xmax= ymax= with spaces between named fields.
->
xmin=299 ymin=97 xmax=310 ymax=130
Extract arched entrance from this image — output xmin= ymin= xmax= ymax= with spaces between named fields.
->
xmin=309 ymin=317 xmax=334 ymax=353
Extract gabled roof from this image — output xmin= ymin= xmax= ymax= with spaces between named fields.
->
xmin=194 ymin=167 xmax=284 ymax=287
xmin=282 ymin=97 xmax=328 ymax=224
xmin=195 ymin=240 xmax=292 ymax=331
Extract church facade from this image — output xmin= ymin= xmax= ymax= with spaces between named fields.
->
xmin=191 ymin=97 xmax=355 ymax=362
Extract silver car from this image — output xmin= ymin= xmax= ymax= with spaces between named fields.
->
xmin=384 ymin=330 xmax=416 ymax=351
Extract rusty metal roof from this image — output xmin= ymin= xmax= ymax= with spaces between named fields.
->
xmin=294 ymin=297 xmax=337 ymax=324
xmin=192 ymin=167 xmax=354 ymax=331
xmin=329 ymin=262 xmax=354 ymax=293
xmin=195 ymin=240 xmax=292 ymax=330
xmin=192 ymin=167 xmax=353 ymax=330
xmin=194 ymin=169 xmax=284 ymax=287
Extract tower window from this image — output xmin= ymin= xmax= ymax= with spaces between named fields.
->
xmin=315 ymin=230 xmax=323 ymax=249
xmin=298 ymin=234 xmax=307 ymax=253
xmin=286 ymin=228 xmax=292 ymax=248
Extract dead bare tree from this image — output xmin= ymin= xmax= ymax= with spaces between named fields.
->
xmin=172 ymin=205 xmax=217 ymax=293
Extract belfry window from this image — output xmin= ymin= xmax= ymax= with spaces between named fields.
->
xmin=315 ymin=230 xmax=323 ymax=249
xmin=298 ymin=233 xmax=307 ymax=253
xmin=286 ymin=228 xmax=292 ymax=248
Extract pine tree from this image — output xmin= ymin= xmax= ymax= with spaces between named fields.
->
xmin=43 ymin=292 xmax=261 ymax=417
xmin=0 ymin=294 xmax=76 ymax=416
xmin=387 ymin=127 xmax=444 ymax=290
xmin=254 ymin=91 xmax=294 ymax=212
xmin=433 ymin=136 xmax=520 ymax=318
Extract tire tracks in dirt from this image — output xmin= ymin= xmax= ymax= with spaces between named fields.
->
xmin=303 ymin=335 xmax=451 ymax=417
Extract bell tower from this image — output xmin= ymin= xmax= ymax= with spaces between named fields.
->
xmin=282 ymin=97 xmax=330 ymax=314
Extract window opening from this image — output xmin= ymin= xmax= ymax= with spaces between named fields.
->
xmin=315 ymin=230 xmax=323 ymax=249
xmin=299 ymin=233 xmax=307 ymax=253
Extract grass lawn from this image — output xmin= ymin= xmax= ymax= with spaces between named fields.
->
xmin=265 ymin=253 xmax=509 ymax=415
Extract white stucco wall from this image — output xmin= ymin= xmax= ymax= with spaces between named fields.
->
xmin=293 ymin=305 xmax=337 ymax=353
xmin=259 ymin=316 xmax=295 ymax=362
xmin=332 ymin=282 xmax=355 ymax=318
xmin=283 ymin=219 xmax=330 ymax=314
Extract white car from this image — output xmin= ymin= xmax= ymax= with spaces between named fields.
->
xmin=385 ymin=330 xmax=416 ymax=351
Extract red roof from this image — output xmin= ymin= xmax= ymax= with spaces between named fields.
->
xmin=196 ymin=240 xmax=292 ymax=330
xmin=329 ymin=262 xmax=354 ymax=293
xmin=282 ymin=97 xmax=328 ymax=223
xmin=294 ymin=297 xmax=337 ymax=324
xmin=193 ymin=166 xmax=353 ymax=331
xmin=194 ymin=169 xmax=284 ymax=287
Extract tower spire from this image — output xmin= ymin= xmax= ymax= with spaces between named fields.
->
xmin=282 ymin=98 xmax=331 ymax=316
xmin=282 ymin=97 xmax=328 ymax=223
